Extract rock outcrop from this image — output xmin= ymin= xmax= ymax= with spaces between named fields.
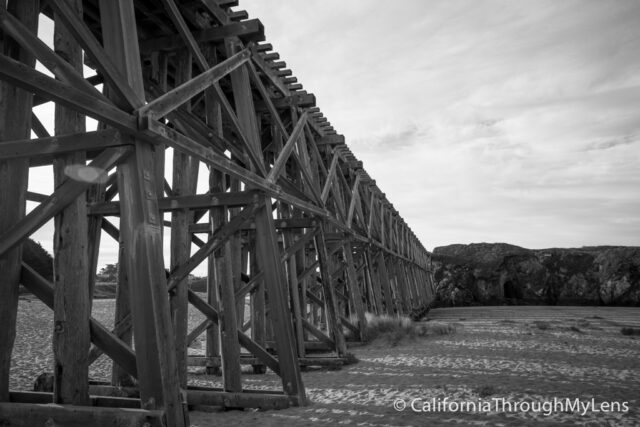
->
xmin=432 ymin=243 xmax=640 ymax=306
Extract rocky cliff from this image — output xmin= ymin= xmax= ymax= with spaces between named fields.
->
xmin=432 ymin=243 xmax=640 ymax=306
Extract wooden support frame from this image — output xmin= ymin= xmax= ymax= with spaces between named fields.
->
xmin=0 ymin=0 xmax=434 ymax=423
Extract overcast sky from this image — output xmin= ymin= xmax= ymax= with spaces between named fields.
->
xmin=26 ymin=1 xmax=640 ymax=275
xmin=242 ymin=0 xmax=640 ymax=251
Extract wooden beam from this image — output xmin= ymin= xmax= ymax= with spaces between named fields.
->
xmin=0 ymin=402 xmax=164 ymax=426
xmin=99 ymin=2 xmax=185 ymax=424
xmin=321 ymin=151 xmax=339 ymax=203
xmin=0 ymin=129 xmax=125 ymax=161
xmin=346 ymin=173 xmax=362 ymax=228
xmin=187 ymin=389 xmax=294 ymax=410
xmin=52 ymin=1 xmax=91 ymax=404
xmin=313 ymin=224 xmax=348 ymax=356
xmin=0 ymin=0 xmax=38 ymax=402
xmin=267 ymin=111 xmax=308 ymax=182
xmin=89 ymin=191 xmax=258 ymax=215
xmin=169 ymin=49 xmax=199 ymax=388
xmin=139 ymin=48 xmax=250 ymax=120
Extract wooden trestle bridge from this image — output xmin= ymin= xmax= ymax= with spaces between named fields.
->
xmin=0 ymin=0 xmax=434 ymax=425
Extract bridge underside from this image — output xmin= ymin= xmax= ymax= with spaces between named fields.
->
xmin=0 ymin=0 xmax=434 ymax=425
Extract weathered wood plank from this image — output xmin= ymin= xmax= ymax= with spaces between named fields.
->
xmin=52 ymin=0 xmax=90 ymax=404
xmin=169 ymin=49 xmax=198 ymax=388
xmin=0 ymin=129 xmax=125 ymax=163
xmin=267 ymin=111 xmax=308 ymax=182
xmin=0 ymin=0 xmax=38 ymax=402
xmin=186 ymin=389 xmax=294 ymax=410
xmin=343 ymin=241 xmax=366 ymax=339
xmin=100 ymin=2 xmax=186 ymax=425
xmin=0 ymin=402 xmax=164 ymax=427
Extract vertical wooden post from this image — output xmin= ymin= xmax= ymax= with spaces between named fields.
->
xmin=0 ymin=0 xmax=38 ymax=402
xmin=170 ymin=50 xmax=198 ymax=387
xmin=86 ymin=181 xmax=106 ymax=303
xmin=299 ymin=246 xmax=311 ymax=342
xmin=100 ymin=1 xmax=186 ymax=425
xmin=284 ymin=227 xmax=306 ymax=357
xmin=343 ymin=240 xmax=366 ymax=339
xmin=111 ymin=244 xmax=133 ymax=386
xmin=203 ymin=45 xmax=221 ymax=376
xmin=224 ymin=38 xmax=304 ymax=399
xmin=365 ymin=248 xmax=383 ymax=315
xmin=216 ymin=237 xmax=242 ymax=392
xmin=52 ymin=0 xmax=90 ymax=405
xmin=249 ymin=240 xmax=266 ymax=352
xmin=314 ymin=224 xmax=347 ymax=356
xmin=255 ymin=198 xmax=306 ymax=400
xmin=377 ymin=251 xmax=395 ymax=315
xmin=392 ymin=259 xmax=409 ymax=314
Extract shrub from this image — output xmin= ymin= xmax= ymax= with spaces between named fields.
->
xmin=362 ymin=313 xmax=415 ymax=343
xmin=358 ymin=313 xmax=457 ymax=346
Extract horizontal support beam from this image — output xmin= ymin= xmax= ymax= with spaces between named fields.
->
xmin=186 ymin=389 xmax=294 ymax=409
xmin=0 ymin=401 xmax=163 ymax=426
xmin=191 ymin=216 xmax=319 ymax=233
xmin=90 ymin=190 xmax=260 ymax=216
xmin=9 ymin=391 xmax=141 ymax=409
xmin=0 ymin=129 xmax=125 ymax=162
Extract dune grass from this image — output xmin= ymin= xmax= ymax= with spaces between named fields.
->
xmin=349 ymin=312 xmax=457 ymax=347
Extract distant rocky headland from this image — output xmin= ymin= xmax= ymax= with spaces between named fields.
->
xmin=432 ymin=243 xmax=640 ymax=307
